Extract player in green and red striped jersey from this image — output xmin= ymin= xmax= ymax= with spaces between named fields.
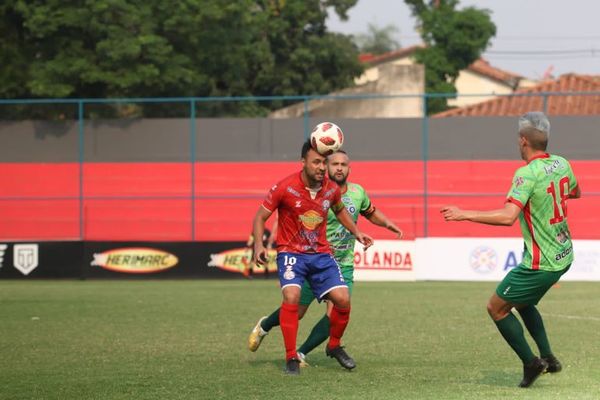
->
xmin=441 ymin=112 xmax=581 ymax=388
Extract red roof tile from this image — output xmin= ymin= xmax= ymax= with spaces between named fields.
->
xmin=359 ymin=47 xmax=523 ymax=87
xmin=468 ymin=58 xmax=522 ymax=87
xmin=359 ymin=46 xmax=422 ymax=65
xmin=433 ymin=74 xmax=600 ymax=117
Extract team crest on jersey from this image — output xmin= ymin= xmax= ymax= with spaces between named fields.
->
xmin=295 ymin=200 xmax=302 ymax=208
xmin=342 ymin=197 xmax=356 ymax=214
xmin=283 ymin=266 xmax=295 ymax=280
xmin=322 ymin=200 xmax=330 ymax=211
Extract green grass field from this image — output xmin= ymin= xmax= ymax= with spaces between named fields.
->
xmin=1 ymin=280 xmax=599 ymax=400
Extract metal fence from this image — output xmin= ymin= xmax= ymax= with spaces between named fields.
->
xmin=1 ymin=91 xmax=599 ymax=241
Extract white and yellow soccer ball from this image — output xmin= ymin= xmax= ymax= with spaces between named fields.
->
xmin=310 ymin=122 xmax=344 ymax=156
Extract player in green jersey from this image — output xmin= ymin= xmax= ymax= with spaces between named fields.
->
xmin=248 ymin=150 xmax=403 ymax=368
xmin=441 ymin=111 xmax=581 ymax=388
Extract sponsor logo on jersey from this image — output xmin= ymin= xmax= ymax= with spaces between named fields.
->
xmin=295 ymin=200 xmax=302 ymax=208
xmin=299 ymin=210 xmax=324 ymax=230
xmin=514 ymin=176 xmax=525 ymax=187
xmin=13 ymin=244 xmax=39 ymax=276
xmin=287 ymin=186 xmax=301 ymax=197
xmin=91 ymin=248 xmax=178 ymax=274
xmin=469 ymin=246 xmax=497 ymax=273
xmin=556 ymin=230 xmax=570 ymax=244
xmin=543 ymin=159 xmax=562 ymax=175
xmin=324 ymin=188 xmax=336 ymax=198
xmin=555 ymin=246 xmax=573 ymax=261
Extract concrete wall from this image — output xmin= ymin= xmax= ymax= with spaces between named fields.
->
xmin=270 ymin=64 xmax=425 ymax=119
xmin=448 ymin=69 xmax=514 ymax=108
xmin=1 ymin=116 xmax=599 ymax=162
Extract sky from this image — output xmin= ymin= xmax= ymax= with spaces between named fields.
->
xmin=327 ymin=0 xmax=600 ymax=80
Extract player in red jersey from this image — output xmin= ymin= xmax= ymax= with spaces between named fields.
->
xmin=252 ymin=140 xmax=373 ymax=375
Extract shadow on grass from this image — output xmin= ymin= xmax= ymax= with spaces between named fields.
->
xmin=247 ymin=357 xmax=283 ymax=370
xmin=478 ymin=369 xmax=520 ymax=388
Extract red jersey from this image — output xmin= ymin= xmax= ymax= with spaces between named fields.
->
xmin=262 ymin=171 xmax=343 ymax=254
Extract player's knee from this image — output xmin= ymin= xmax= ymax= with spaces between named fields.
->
xmin=282 ymin=292 xmax=300 ymax=305
xmin=486 ymin=300 xmax=509 ymax=321
xmin=333 ymin=294 xmax=350 ymax=309
xmin=337 ymin=298 xmax=350 ymax=308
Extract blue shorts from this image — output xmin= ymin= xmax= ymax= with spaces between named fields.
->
xmin=277 ymin=252 xmax=347 ymax=301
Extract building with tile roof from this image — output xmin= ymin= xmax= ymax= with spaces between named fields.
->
xmin=433 ymin=74 xmax=600 ymax=117
xmin=357 ymin=46 xmax=536 ymax=108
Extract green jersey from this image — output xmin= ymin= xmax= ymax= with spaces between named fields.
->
xmin=326 ymin=182 xmax=373 ymax=270
xmin=506 ymin=153 xmax=578 ymax=272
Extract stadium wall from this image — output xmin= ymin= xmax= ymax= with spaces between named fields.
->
xmin=1 ymin=116 xmax=599 ymax=242
xmin=1 ymin=160 xmax=599 ymax=241
xmin=1 ymin=116 xmax=600 ymax=162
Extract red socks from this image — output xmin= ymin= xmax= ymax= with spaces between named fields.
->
xmin=328 ymin=305 xmax=351 ymax=349
xmin=279 ymin=302 xmax=299 ymax=361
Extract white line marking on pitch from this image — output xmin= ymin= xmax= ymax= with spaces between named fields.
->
xmin=545 ymin=313 xmax=600 ymax=322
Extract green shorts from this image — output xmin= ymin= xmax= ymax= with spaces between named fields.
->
xmin=496 ymin=264 xmax=570 ymax=305
xmin=299 ymin=267 xmax=353 ymax=306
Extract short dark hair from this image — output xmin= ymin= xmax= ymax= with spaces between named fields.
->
xmin=301 ymin=140 xmax=312 ymax=159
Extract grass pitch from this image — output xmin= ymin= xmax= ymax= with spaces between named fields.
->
xmin=1 ymin=280 xmax=599 ymax=400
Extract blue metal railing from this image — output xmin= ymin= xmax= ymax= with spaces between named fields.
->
xmin=1 ymin=90 xmax=599 ymax=240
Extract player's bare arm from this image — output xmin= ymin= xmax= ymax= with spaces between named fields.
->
xmin=365 ymin=208 xmax=403 ymax=239
xmin=441 ymin=202 xmax=521 ymax=226
xmin=334 ymin=204 xmax=374 ymax=249
xmin=252 ymin=206 xmax=273 ymax=265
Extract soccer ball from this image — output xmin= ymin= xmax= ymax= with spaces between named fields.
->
xmin=310 ymin=122 xmax=344 ymax=156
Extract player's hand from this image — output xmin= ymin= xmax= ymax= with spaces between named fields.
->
xmin=253 ymin=245 xmax=268 ymax=265
xmin=388 ymin=224 xmax=403 ymax=239
xmin=440 ymin=205 xmax=465 ymax=221
xmin=355 ymin=232 xmax=374 ymax=251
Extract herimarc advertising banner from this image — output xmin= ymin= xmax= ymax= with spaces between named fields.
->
xmin=0 ymin=242 xmax=82 ymax=279
xmin=83 ymin=241 xmax=277 ymax=279
xmin=0 ymin=241 xmax=277 ymax=279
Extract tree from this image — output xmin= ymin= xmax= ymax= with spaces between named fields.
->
xmin=405 ymin=0 xmax=496 ymax=114
xmin=354 ymin=23 xmax=401 ymax=55
xmin=0 ymin=0 xmax=362 ymax=117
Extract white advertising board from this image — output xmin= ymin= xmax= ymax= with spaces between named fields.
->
xmin=417 ymin=238 xmax=600 ymax=281
xmin=353 ymin=240 xmax=416 ymax=281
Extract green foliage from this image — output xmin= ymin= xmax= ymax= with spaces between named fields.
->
xmin=406 ymin=0 xmax=496 ymax=114
xmin=354 ymin=23 xmax=401 ymax=55
xmin=0 ymin=0 xmax=362 ymax=117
